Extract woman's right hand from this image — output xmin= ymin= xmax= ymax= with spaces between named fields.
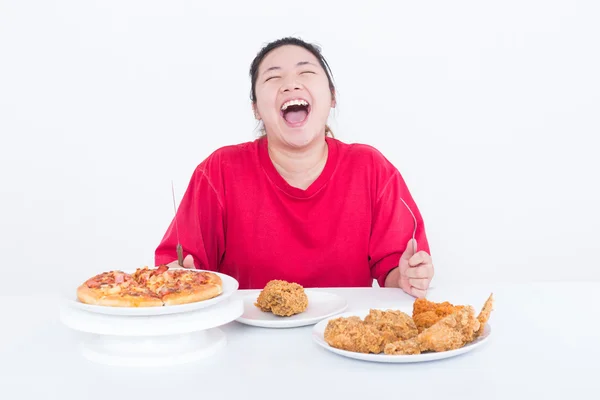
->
xmin=165 ymin=254 xmax=196 ymax=269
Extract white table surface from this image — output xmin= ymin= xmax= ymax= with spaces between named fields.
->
xmin=1 ymin=282 xmax=598 ymax=399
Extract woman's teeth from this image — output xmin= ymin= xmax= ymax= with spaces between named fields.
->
xmin=281 ymin=99 xmax=309 ymax=111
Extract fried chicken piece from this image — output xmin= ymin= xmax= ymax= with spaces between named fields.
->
xmin=364 ymin=309 xmax=418 ymax=344
xmin=412 ymin=298 xmax=464 ymax=332
xmin=386 ymin=306 xmax=481 ymax=354
xmin=254 ymin=280 xmax=308 ymax=316
xmin=474 ymin=293 xmax=494 ymax=338
xmin=384 ymin=338 xmax=421 ymax=355
xmin=412 ymin=297 xmax=458 ymax=315
xmin=324 ymin=310 xmax=418 ymax=354
xmin=411 ymin=311 xmax=439 ymax=332
xmin=324 ymin=316 xmax=384 ymax=354
xmin=418 ymin=306 xmax=480 ymax=352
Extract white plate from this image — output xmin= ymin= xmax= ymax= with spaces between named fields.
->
xmin=235 ymin=290 xmax=348 ymax=328
xmin=312 ymin=308 xmax=492 ymax=363
xmin=67 ymin=270 xmax=239 ymax=316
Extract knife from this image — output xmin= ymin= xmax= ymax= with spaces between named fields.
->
xmin=171 ymin=180 xmax=184 ymax=267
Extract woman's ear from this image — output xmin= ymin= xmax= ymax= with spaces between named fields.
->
xmin=252 ymin=103 xmax=261 ymax=120
xmin=331 ymin=90 xmax=337 ymax=108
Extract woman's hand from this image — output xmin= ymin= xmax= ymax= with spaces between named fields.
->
xmin=395 ymin=239 xmax=434 ymax=298
xmin=165 ymin=254 xmax=196 ymax=269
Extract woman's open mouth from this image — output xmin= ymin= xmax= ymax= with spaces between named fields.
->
xmin=280 ymin=98 xmax=311 ymax=128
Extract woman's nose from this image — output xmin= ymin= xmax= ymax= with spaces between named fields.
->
xmin=280 ymin=79 xmax=302 ymax=93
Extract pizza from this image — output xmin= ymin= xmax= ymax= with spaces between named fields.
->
xmin=76 ymin=265 xmax=223 ymax=307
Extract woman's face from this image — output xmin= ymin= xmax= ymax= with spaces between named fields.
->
xmin=254 ymin=45 xmax=335 ymax=149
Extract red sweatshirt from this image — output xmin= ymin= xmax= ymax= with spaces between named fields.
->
xmin=155 ymin=136 xmax=429 ymax=289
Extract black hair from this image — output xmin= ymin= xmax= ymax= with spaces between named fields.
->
xmin=249 ymin=37 xmax=336 ymax=104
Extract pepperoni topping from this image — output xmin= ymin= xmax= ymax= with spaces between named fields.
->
xmin=84 ymin=271 xmax=133 ymax=288
xmin=169 ymin=270 xmax=186 ymax=279
xmin=85 ymin=278 xmax=102 ymax=288
xmin=158 ymin=285 xmax=172 ymax=295
xmin=196 ymin=273 xmax=208 ymax=284
xmin=152 ymin=265 xmax=169 ymax=276
xmin=85 ymin=272 xmax=112 ymax=288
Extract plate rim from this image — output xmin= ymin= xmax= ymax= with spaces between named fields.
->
xmin=66 ymin=269 xmax=239 ymax=316
xmin=235 ymin=289 xmax=349 ymax=328
xmin=311 ymin=308 xmax=492 ymax=363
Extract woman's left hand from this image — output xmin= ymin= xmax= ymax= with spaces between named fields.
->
xmin=397 ymin=239 xmax=434 ymax=298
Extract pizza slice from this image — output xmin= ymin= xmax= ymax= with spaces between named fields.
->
xmin=77 ymin=270 xmax=162 ymax=307
xmin=159 ymin=269 xmax=223 ymax=305
xmin=131 ymin=265 xmax=169 ymax=285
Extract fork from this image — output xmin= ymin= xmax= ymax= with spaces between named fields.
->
xmin=400 ymin=197 xmax=417 ymax=254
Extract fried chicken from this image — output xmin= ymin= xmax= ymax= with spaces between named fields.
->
xmin=412 ymin=298 xmax=465 ymax=332
xmin=474 ymin=293 xmax=494 ymax=338
xmin=324 ymin=316 xmax=384 ymax=353
xmin=385 ymin=306 xmax=481 ymax=355
xmin=323 ymin=309 xmax=419 ymax=354
xmin=364 ymin=309 xmax=418 ymax=343
xmin=254 ymin=280 xmax=308 ymax=317
xmin=383 ymin=338 xmax=421 ymax=355
xmin=323 ymin=294 xmax=494 ymax=356
xmin=419 ymin=306 xmax=480 ymax=351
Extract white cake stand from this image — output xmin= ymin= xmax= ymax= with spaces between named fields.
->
xmin=60 ymin=297 xmax=244 ymax=367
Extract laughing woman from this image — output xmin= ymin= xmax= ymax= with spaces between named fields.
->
xmin=154 ymin=37 xmax=434 ymax=298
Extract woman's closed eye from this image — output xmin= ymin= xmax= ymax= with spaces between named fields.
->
xmin=265 ymin=76 xmax=280 ymax=82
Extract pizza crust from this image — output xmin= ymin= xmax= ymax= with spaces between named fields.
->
xmin=77 ymin=284 xmax=163 ymax=307
xmin=161 ymin=284 xmax=223 ymax=306
xmin=76 ymin=284 xmax=105 ymax=305
xmin=202 ymin=273 xmax=223 ymax=287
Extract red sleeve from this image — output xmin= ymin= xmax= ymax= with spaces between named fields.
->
xmin=154 ymin=163 xmax=225 ymax=271
xmin=369 ymin=170 xmax=430 ymax=287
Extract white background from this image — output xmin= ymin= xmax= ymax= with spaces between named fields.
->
xmin=1 ymin=0 xmax=599 ymax=296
